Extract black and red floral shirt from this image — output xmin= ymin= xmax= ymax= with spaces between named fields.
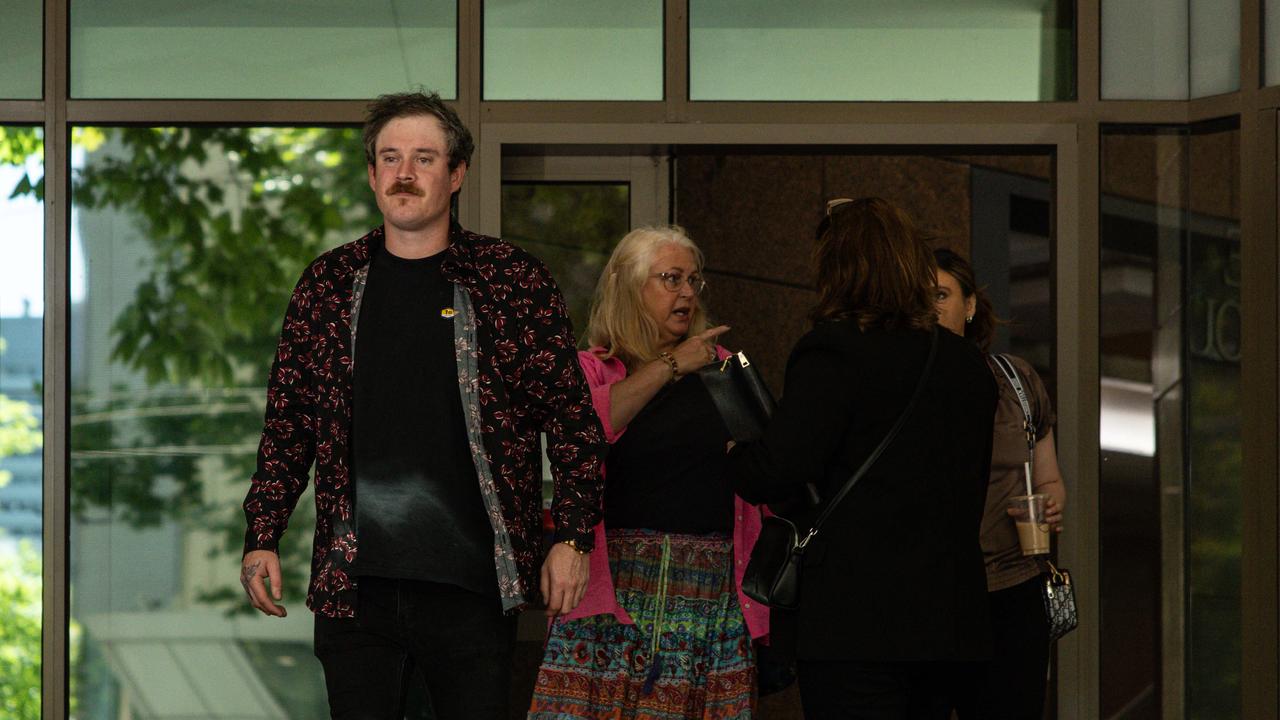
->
xmin=242 ymin=224 xmax=607 ymax=617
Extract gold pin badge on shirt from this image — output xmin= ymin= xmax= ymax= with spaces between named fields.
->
xmin=440 ymin=307 xmax=456 ymax=319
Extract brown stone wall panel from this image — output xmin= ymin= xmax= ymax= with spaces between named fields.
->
xmin=702 ymin=271 xmax=816 ymax=396
xmin=676 ymin=153 xmax=825 ymax=286
xmin=1102 ymin=133 xmax=1162 ymax=206
xmin=822 ymin=155 xmax=971 ymax=249
xmin=949 ymin=154 xmax=1053 ymax=180
xmin=1188 ymin=128 xmax=1241 ymax=221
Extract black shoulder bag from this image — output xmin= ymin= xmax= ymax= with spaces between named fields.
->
xmin=989 ymin=354 xmax=1078 ymax=641
xmin=741 ymin=326 xmax=939 ymax=611
xmin=698 ymin=351 xmax=776 ymax=443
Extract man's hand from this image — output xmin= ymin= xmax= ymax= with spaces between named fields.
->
xmin=241 ymin=549 xmax=287 ymax=617
xmin=540 ymin=543 xmax=590 ymax=618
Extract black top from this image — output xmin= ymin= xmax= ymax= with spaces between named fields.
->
xmin=728 ymin=322 xmax=998 ymax=663
xmin=605 ymin=374 xmax=735 ymax=534
xmin=351 ymin=247 xmax=496 ymax=597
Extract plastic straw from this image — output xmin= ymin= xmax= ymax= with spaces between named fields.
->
xmin=1023 ymin=460 xmax=1034 ymax=497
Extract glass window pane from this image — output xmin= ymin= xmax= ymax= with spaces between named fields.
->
xmin=1097 ymin=121 xmax=1243 ymax=720
xmin=690 ymin=0 xmax=1074 ymax=101
xmin=71 ymin=2 xmax=457 ymax=99
xmin=484 ymin=0 xmax=663 ymax=100
xmin=1267 ymin=0 xmax=1280 ymax=85
xmin=1099 ymin=126 xmax=1180 ymax=716
xmin=1185 ymin=121 xmax=1241 ymax=719
xmin=0 ymin=126 xmax=45 ymax=715
xmin=1102 ymin=0 xmax=1189 ymax=99
xmin=0 ymin=0 xmax=42 ymax=99
xmin=1190 ymin=0 xmax=1240 ymax=97
xmin=68 ymin=126 xmax=400 ymax=718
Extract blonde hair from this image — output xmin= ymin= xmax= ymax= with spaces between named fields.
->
xmin=586 ymin=225 xmax=710 ymax=368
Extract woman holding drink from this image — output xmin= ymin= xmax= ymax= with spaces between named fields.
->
xmin=933 ymin=248 xmax=1067 ymax=719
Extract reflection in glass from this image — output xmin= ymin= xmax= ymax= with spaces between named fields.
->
xmin=1185 ymin=121 xmax=1241 ymax=719
xmin=484 ymin=0 xmax=663 ymax=100
xmin=1097 ymin=122 xmax=1243 ymax=720
xmin=0 ymin=0 xmax=41 ymax=99
xmin=690 ymin=0 xmax=1074 ymax=101
xmin=1099 ymin=126 xmax=1178 ymax=718
xmin=68 ymin=126 xmax=385 ymax=718
xmin=71 ymin=1 xmax=457 ymax=99
xmin=0 ymin=126 xmax=44 ymax=716
xmin=501 ymin=182 xmax=630 ymax=334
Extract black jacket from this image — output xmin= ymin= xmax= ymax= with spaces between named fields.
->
xmin=729 ymin=321 xmax=997 ymax=662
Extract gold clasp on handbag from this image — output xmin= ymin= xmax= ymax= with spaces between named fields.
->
xmin=1046 ymin=560 xmax=1067 ymax=586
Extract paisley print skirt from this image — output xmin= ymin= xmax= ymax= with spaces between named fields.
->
xmin=529 ymin=529 xmax=755 ymax=719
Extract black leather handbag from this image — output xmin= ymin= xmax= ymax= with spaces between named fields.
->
xmin=741 ymin=327 xmax=939 ymax=611
xmin=698 ymin=351 xmax=776 ymax=442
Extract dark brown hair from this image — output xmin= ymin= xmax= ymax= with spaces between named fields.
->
xmin=362 ymin=90 xmax=474 ymax=170
xmin=933 ymin=247 xmax=1000 ymax=351
xmin=811 ymin=197 xmax=938 ymax=331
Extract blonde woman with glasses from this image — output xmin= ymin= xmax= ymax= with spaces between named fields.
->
xmin=529 ymin=225 xmax=767 ymax=719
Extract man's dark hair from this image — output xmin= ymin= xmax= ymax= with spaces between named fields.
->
xmin=362 ymin=91 xmax=474 ymax=171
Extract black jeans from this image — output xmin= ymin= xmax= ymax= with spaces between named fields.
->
xmin=797 ymin=659 xmax=973 ymax=720
xmin=954 ymin=576 xmax=1051 ymax=720
xmin=313 ymin=576 xmax=517 ymax=720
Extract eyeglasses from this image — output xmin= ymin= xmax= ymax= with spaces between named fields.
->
xmin=826 ymin=197 xmax=854 ymax=216
xmin=651 ymin=271 xmax=707 ymax=295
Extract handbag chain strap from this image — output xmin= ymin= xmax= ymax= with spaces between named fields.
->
xmin=798 ymin=326 xmax=940 ymax=550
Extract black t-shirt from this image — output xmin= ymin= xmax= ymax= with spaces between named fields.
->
xmin=604 ymin=374 xmax=735 ymax=534
xmin=351 ymin=247 xmax=496 ymax=596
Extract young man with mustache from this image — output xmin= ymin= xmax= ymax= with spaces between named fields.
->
xmin=238 ymin=91 xmax=607 ymax=719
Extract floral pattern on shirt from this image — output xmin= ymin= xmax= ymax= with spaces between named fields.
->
xmin=242 ymin=224 xmax=607 ymax=617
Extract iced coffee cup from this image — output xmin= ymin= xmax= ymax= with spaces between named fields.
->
xmin=1008 ymin=493 xmax=1051 ymax=556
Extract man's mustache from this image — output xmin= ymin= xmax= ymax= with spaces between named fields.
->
xmin=387 ymin=182 xmax=423 ymax=196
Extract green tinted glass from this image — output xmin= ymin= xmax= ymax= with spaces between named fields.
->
xmin=484 ymin=0 xmax=663 ymax=100
xmin=0 ymin=1 xmax=42 ymax=98
xmin=690 ymin=0 xmax=1074 ymax=101
xmin=71 ymin=1 xmax=456 ymax=99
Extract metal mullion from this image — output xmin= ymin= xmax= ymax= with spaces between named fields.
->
xmin=679 ymin=100 xmax=1190 ymax=125
xmin=457 ymin=0 xmax=481 ymax=230
xmin=1258 ymin=83 xmax=1280 ymax=108
xmin=1239 ymin=106 xmax=1280 ymax=720
xmin=1056 ymin=120 xmax=1101 ymax=720
xmin=664 ymin=0 xmax=689 ymax=121
xmin=41 ymin=0 xmax=69 ymax=715
xmin=64 ymin=99 xmax=370 ymax=125
xmin=1077 ymin=0 xmax=1101 ymax=106
xmin=1187 ymin=91 xmax=1246 ymax=122
xmin=0 ymin=100 xmax=44 ymax=123
xmin=480 ymin=101 xmax=668 ymax=124
xmin=1237 ymin=5 xmax=1279 ymax=718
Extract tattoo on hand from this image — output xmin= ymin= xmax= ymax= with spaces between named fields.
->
xmin=240 ymin=560 xmax=262 ymax=595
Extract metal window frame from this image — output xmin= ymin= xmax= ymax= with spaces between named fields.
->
xmin=0 ymin=0 xmax=1272 ymax=717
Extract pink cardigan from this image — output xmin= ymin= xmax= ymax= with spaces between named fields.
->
xmin=563 ymin=347 xmax=770 ymax=640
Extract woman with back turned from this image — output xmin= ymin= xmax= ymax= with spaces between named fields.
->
xmin=726 ymin=198 xmax=997 ymax=719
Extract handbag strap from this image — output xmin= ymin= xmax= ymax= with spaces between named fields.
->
xmin=989 ymin=353 xmax=1036 ymax=461
xmin=799 ymin=325 xmax=940 ymax=549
